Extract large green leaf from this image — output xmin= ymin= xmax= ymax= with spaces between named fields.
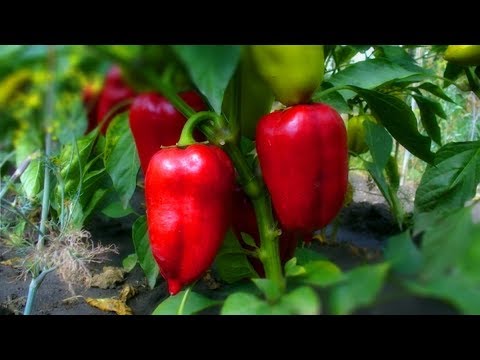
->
xmin=402 ymin=206 xmax=480 ymax=314
xmin=153 ymin=290 xmax=220 ymax=315
xmin=377 ymin=45 xmax=430 ymax=74
xmin=312 ymin=83 xmax=350 ymax=113
xmin=104 ymin=113 xmax=139 ymax=209
xmin=364 ymin=120 xmax=392 ymax=168
xmin=414 ymin=141 xmax=480 ymax=216
xmin=413 ymin=95 xmax=442 ymax=146
xmin=221 ymin=292 xmax=268 ymax=315
xmin=349 ymin=86 xmax=434 ymax=164
xmin=384 ymin=231 xmax=423 ymax=276
xmin=363 ymin=120 xmax=403 ymax=226
xmin=214 ymin=229 xmax=257 ymax=283
xmin=420 ymin=207 xmax=478 ymax=280
xmin=328 ymin=263 xmax=390 ymax=315
xmin=417 ymin=82 xmax=455 ymax=103
xmin=322 ymin=58 xmax=427 ymax=100
xmin=405 ymin=276 xmax=480 ymax=315
xmin=132 ymin=215 xmax=159 ymax=289
xmin=303 ymin=260 xmax=343 ymax=287
xmin=173 ymin=45 xmax=241 ymax=114
xmin=280 ymin=286 xmax=321 ymax=315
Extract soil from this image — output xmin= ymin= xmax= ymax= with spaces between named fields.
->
xmin=0 ymin=171 xmax=457 ymax=315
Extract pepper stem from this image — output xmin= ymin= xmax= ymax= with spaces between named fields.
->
xmin=177 ymin=111 xmax=219 ymax=147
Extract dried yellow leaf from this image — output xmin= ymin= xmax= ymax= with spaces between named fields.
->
xmin=90 ymin=266 xmax=125 ymax=289
xmin=85 ymin=297 xmax=133 ymax=315
xmin=119 ymin=283 xmax=138 ymax=302
xmin=0 ymin=257 xmax=23 ymax=268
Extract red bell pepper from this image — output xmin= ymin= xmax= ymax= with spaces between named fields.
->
xmin=129 ymin=91 xmax=206 ymax=175
xmin=82 ymin=85 xmax=100 ymax=134
xmin=96 ymin=66 xmax=136 ymax=134
xmin=232 ymin=187 xmax=297 ymax=277
xmin=145 ymin=144 xmax=235 ymax=295
xmin=256 ymin=103 xmax=348 ymax=235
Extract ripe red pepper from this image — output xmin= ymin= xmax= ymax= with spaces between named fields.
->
xmin=96 ymin=66 xmax=136 ymax=134
xmin=232 ymin=187 xmax=298 ymax=277
xmin=145 ymin=144 xmax=235 ymax=295
xmin=129 ymin=91 xmax=206 ymax=175
xmin=256 ymin=103 xmax=348 ymax=235
xmin=82 ymin=85 xmax=100 ymax=134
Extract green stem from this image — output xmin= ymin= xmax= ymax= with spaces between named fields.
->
xmin=37 ymin=46 xmax=56 ymax=250
xmin=313 ymin=85 xmax=350 ymax=101
xmin=177 ymin=285 xmax=192 ymax=315
xmin=177 ymin=111 xmax=220 ymax=147
xmin=23 ymin=267 xmax=55 ymax=315
xmin=224 ymin=143 xmax=285 ymax=295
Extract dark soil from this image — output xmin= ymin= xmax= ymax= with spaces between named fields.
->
xmin=0 ymin=172 xmax=457 ymax=315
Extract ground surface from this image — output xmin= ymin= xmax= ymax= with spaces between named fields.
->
xmin=0 ymin=172 xmax=457 ymax=315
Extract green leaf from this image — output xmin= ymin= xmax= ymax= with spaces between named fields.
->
xmin=329 ymin=263 xmax=390 ymax=315
xmin=81 ymin=188 xmax=109 ymax=225
xmin=251 ymin=278 xmax=281 ymax=302
xmin=15 ymin=128 xmax=42 ymax=199
xmin=413 ymin=95 xmax=446 ymax=119
xmin=304 ymin=260 xmax=343 ymax=287
xmin=414 ymin=141 xmax=480 ymax=216
xmin=417 ymin=82 xmax=455 ymax=103
xmin=56 ymin=98 xmax=88 ymax=145
xmin=214 ymin=229 xmax=257 ymax=283
xmin=102 ymin=201 xmax=135 ymax=218
xmin=377 ymin=45 xmax=430 ymax=74
xmin=349 ymin=86 xmax=434 ymax=164
xmin=132 ymin=215 xmax=159 ymax=289
xmin=281 ymin=286 xmax=321 ymax=315
xmin=405 ymin=276 xmax=479 ymax=315
xmin=364 ymin=120 xmax=392 ymax=168
xmin=104 ymin=113 xmax=140 ymax=209
xmin=384 ymin=231 xmax=423 ymax=276
xmin=420 ymin=207 xmax=477 ymax=280
xmin=284 ymin=257 xmax=306 ymax=277
xmin=173 ymin=45 xmax=241 ymax=114
xmin=413 ymin=95 xmax=442 ymax=146
xmin=294 ymin=247 xmax=328 ymax=266
xmin=57 ymin=130 xmax=98 ymax=197
xmin=122 ymin=253 xmax=138 ymax=272
xmin=240 ymin=232 xmax=257 ymax=248
xmin=221 ymin=292 xmax=268 ymax=315
xmin=153 ymin=291 xmax=220 ymax=315
xmin=312 ymin=83 xmax=350 ymax=113
xmin=324 ymin=58 xmax=427 ymax=100
xmin=401 ymin=206 xmax=480 ymax=314
xmin=443 ymin=62 xmax=464 ymax=86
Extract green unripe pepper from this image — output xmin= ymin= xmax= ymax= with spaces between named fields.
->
xmin=249 ymin=45 xmax=324 ymax=106
xmin=223 ymin=48 xmax=274 ymax=139
xmin=347 ymin=114 xmax=376 ymax=155
xmin=444 ymin=45 xmax=480 ymax=66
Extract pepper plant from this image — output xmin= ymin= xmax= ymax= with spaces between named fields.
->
xmin=1 ymin=45 xmax=480 ymax=315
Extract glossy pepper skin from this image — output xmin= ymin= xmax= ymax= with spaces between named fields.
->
xmin=82 ymin=85 xmax=100 ymax=134
xmin=96 ymin=66 xmax=136 ymax=134
xmin=129 ymin=91 xmax=206 ymax=174
xmin=145 ymin=144 xmax=235 ymax=295
xmin=444 ymin=45 xmax=480 ymax=66
xmin=249 ymin=45 xmax=324 ymax=106
xmin=256 ymin=103 xmax=348 ymax=234
xmin=232 ymin=187 xmax=297 ymax=277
